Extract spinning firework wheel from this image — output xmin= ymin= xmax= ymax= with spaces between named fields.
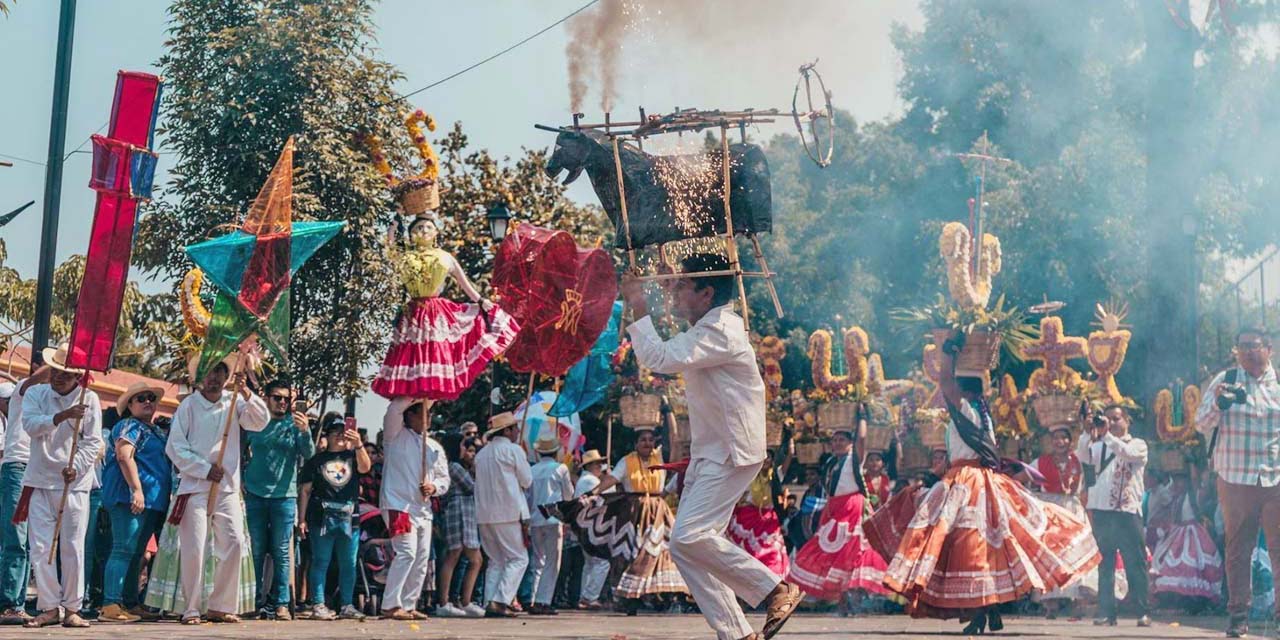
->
xmin=793 ymin=60 xmax=835 ymax=168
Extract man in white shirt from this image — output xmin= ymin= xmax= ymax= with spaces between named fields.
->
xmin=474 ymin=412 xmax=532 ymax=618
xmin=621 ymin=254 xmax=803 ymax=640
xmin=0 ymin=381 xmax=12 ymax=460
xmin=165 ymin=356 xmax=269 ymax=624
xmin=20 ymin=345 xmax=103 ymax=628
xmin=0 ymin=365 xmax=46 ymax=625
xmin=1077 ymin=405 xmax=1150 ymax=628
xmin=573 ymin=450 xmax=610 ymax=609
xmin=525 ymin=430 xmax=573 ymax=615
xmin=378 ymin=396 xmax=450 ymax=621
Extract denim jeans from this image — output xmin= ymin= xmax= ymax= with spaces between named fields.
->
xmin=245 ymin=494 xmax=297 ymax=607
xmin=83 ymin=487 xmax=104 ymax=609
xmin=103 ymin=505 xmax=165 ymax=607
xmin=0 ymin=462 xmax=28 ymax=610
xmin=308 ymin=528 xmax=358 ymax=608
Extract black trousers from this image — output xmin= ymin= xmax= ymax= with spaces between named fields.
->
xmin=1089 ymin=509 xmax=1149 ymax=618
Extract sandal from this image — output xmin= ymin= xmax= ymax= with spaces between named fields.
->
xmin=761 ymin=582 xmax=802 ymax=640
xmin=180 ymin=615 xmax=202 ymax=625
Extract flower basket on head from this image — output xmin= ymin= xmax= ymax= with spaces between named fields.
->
xmin=818 ymin=400 xmax=856 ymax=434
xmin=934 ymin=328 xmax=1001 ymax=375
xmin=795 ymin=441 xmax=824 ymax=465
xmin=864 ymin=423 xmax=894 ymax=453
xmin=1032 ymin=393 xmax=1081 ymax=430
xmin=765 ymin=419 xmax=784 ymax=447
xmin=919 ymin=421 xmax=947 ymax=449
xmin=394 ymin=178 xmax=440 ymax=215
xmin=900 ymin=441 xmax=931 ymax=472
xmin=620 ymin=393 xmax=662 ymax=428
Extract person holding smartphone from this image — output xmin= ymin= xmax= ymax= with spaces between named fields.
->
xmin=242 ymin=380 xmax=314 ymax=621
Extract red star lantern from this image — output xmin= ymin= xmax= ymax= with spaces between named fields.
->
xmin=493 ymin=224 xmax=619 ymax=377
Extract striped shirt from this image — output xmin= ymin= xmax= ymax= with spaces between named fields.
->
xmin=1196 ymin=365 xmax=1280 ymax=487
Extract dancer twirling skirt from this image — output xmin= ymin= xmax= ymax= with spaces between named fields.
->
xmin=864 ymin=339 xmax=1100 ymax=634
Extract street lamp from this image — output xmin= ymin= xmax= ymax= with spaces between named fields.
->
xmin=486 ymin=201 xmax=513 ymax=241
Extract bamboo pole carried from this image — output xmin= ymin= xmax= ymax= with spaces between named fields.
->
xmin=48 ymin=383 xmax=88 ymax=564
xmin=720 ymin=125 xmax=750 ymax=331
xmin=748 ymin=234 xmax=784 ymax=318
xmin=420 ymin=400 xmax=434 ymax=486
xmin=516 ymin=373 xmax=536 ymax=453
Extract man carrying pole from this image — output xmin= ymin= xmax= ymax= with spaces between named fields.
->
xmin=17 ymin=343 xmax=102 ymax=628
xmin=165 ymin=352 xmax=269 ymax=624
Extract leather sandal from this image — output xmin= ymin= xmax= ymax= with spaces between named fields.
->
xmin=761 ymin=582 xmax=803 ymax=640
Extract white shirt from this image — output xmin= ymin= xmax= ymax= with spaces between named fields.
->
xmin=475 ymin=435 xmax=532 ymax=525
xmin=165 ymin=389 xmax=269 ymax=496
xmin=1077 ymin=431 xmax=1147 ymax=514
xmin=4 ymin=379 xmax=32 ymax=465
xmin=575 ymin=472 xmax=601 ymax=498
xmin=834 ymin=450 xmax=859 ymax=496
xmin=379 ymin=397 xmax=450 ymax=519
xmin=945 ymin=400 xmax=989 ymax=463
xmin=527 ymin=457 xmax=573 ymax=527
xmin=627 ymin=305 xmax=766 ymax=467
xmin=21 ymin=383 xmax=103 ymax=492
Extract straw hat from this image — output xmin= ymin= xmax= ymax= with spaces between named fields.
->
xmin=580 ymin=449 xmax=605 ymax=467
xmin=117 ymin=381 xmax=166 ymax=414
xmin=486 ymin=412 xmax=518 ymax=438
xmin=0 ymin=382 xmax=14 ymax=400
xmin=42 ymin=343 xmax=85 ymax=375
xmin=534 ymin=429 xmax=561 ymax=454
xmin=185 ymin=351 xmax=247 ymax=385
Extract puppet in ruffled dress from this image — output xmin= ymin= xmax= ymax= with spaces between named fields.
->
xmin=371 ymin=215 xmax=518 ymax=400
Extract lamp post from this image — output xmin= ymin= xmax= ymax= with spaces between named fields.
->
xmin=486 ymin=201 xmax=514 ymax=419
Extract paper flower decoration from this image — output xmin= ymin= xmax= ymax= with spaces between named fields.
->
xmin=939 ymin=221 xmax=1001 ymax=310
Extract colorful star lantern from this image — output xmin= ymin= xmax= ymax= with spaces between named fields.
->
xmin=548 ymin=301 xmax=623 ymax=418
xmin=1022 ymin=316 xmax=1087 ymax=397
xmin=183 ymin=137 xmax=344 ymax=380
xmin=67 ymin=71 xmax=163 ymax=371
xmin=493 ymin=224 xmax=618 ymax=377
xmin=1086 ymin=302 xmax=1133 ymax=404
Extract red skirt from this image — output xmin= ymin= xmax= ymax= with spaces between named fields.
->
xmin=864 ymin=461 xmax=1100 ymax=619
xmin=727 ymin=505 xmax=789 ymax=578
xmin=371 ymin=297 xmax=518 ymax=401
xmin=789 ymin=493 xmax=890 ymax=601
xmin=1150 ymin=521 xmax=1223 ymax=601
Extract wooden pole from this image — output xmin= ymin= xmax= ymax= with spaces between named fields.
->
xmin=517 ymin=373 xmax=535 ymax=453
xmin=420 ymin=400 xmax=433 ymax=486
xmin=610 ymin=137 xmax=638 ymax=273
xmin=205 ymin=357 xmax=245 ymax=532
xmin=720 ymin=126 xmax=750 ymax=331
xmin=47 ymin=382 xmax=87 ymax=564
xmin=749 ymin=234 xmax=784 ymax=318
xmin=606 ymin=414 xmax=614 ymax=463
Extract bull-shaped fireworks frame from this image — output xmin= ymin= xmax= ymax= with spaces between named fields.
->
xmin=536 ymin=62 xmax=835 ymax=330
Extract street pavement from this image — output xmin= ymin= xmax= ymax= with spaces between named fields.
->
xmin=0 ymin=612 xmax=1252 ymax=639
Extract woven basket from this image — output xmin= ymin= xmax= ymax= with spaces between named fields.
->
xmin=864 ymin=423 xmax=894 ymax=453
xmin=398 ymin=180 xmax=440 ymax=215
xmin=818 ymin=401 xmax=857 ymax=434
xmin=795 ymin=441 xmax=824 ymax=465
xmin=919 ymin=421 xmax=947 ymax=449
xmin=1032 ymin=393 xmax=1080 ymax=429
xmin=899 ymin=442 xmax=931 ymax=472
xmin=1160 ymin=448 xmax=1187 ymax=472
xmin=934 ymin=329 xmax=1001 ymax=375
xmin=765 ymin=420 xmax=784 ymax=447
xmin=620 ymin=393 xmax=662 ymax=428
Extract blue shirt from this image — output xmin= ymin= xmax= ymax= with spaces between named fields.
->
xmin=243 ymin=416 xmax=315 ymax=498
xmin=102 ymin=418 xmax=172 ymax=512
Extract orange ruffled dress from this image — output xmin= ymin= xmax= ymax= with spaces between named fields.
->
xmin=864 ymin=400 xmax=1101 ymax=619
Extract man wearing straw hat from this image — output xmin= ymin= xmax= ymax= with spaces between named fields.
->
xmin=378 ymin=397 xmax=450 ymax=621
xmin=165 ymin=352 xmax=269 ymax=624
xmin=18 ymin=344 xmax=103 ymax=628
xmin=525 ymin=429 xmax=573 ymax=616
xmin=474 ymin=411 xmax=532 ymax=618
xmin=620 ymin=254 xmax=803 ymax=640
xmin=573 ymin=449 xmax=611 ymax=609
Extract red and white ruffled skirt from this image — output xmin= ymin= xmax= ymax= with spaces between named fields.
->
xmin=863 ymin=460 xmax=1100 ymax=619
xmin=371 ymin=296 xmax=518 ymax=401
xmin=1151 ymin=521 xmax=1223 ymax=601
xmin=789 ymin=493 xmax=890 ymax=601
xmin=727 ymin=504 xmax=790 ymax=578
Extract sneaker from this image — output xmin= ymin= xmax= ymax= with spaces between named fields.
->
xmin=435 ymin=603 xmax=465 ymax=618
xmin=98 ymin=604 xmax=140 ymax=623
xmin=462 ymin=603 xmax=486 ymax=618
xmin=338 ymin=605 xmax=366 ymax=621
xmin=311 ymin=604 xmax=337 ymax=621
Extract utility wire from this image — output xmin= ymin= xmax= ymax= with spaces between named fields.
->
xmin=0 ymin=152 xmax=45 ymax=167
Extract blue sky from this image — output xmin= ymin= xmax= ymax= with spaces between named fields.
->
xmin=0 ymin=0 xmax=920 ymax=427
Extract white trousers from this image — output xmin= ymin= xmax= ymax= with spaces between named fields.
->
xmin=177 ymin=490 xmax=248 ymax=618
xmin=27 ymin=487 xmax=89 ymax=613
xmin=383 ymin=513 xmax=433 ymax=612
xmin=479 ymin=522 xmax=527 ymax=605
xmin=528 ymin=525 xmax=563 ymax=605
xmin=579 ymin=553 xmax=610 ymax=603
xmin=670 ymin=458 xmax=781 ymax=640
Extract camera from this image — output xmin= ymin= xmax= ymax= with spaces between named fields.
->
xmin=1090 ymin=413 xmax=1107 ymax=430
xmin=1217 ymin=383 xmax=1249 ymax=411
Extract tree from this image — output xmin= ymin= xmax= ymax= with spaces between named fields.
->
xmin=135 ymin=0 xmax=605 ymax=412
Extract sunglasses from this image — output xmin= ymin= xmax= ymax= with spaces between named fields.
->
xmin=1238 ymin=341 xmax=1270 ymax=352
xmin=132 ymin=394 xmax=158 ymax=404
xmin=267 ymin=394 xmax=292 ymax=402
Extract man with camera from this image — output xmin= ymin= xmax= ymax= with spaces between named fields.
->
xmin=1077 ymin=404 xmax=1150 ymax=628
xmin=1196 ymin=328 xmax=1280 ymax=638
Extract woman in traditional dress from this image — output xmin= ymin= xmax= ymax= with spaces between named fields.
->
xmin=864 ymin=335 xmax=1101 ymax=635
xmin=726 ymin=446 xmax=791 ymax=579
xmin=789 ymin=429 xmax=891 ymax=615
xmin=1148 ymin=471 xmax=1223 ymax=607
xmin=371 ymin=215 xmax=518 ymax=401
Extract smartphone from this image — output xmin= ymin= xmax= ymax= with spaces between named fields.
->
xmin=344 ymin=416 xmax=357 ymax=433
xmin=293 ymin=399 xmax=311 ymax=414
